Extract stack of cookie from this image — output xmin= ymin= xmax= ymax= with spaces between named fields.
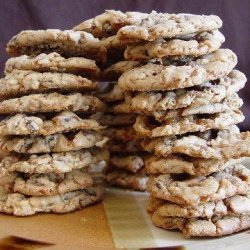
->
xmin=74 ymin=12 xmax=150 ymax=191
xmin=75 ymin=11 xmax=250 ymax=237
xmin=89 ymin=69 xmax=148 ymax=191
xmin=0 ymin=29 xmax=109 ymax=216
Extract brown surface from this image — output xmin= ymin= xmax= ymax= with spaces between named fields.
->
xmin=0 ymin=202 xmax=115 ymax=250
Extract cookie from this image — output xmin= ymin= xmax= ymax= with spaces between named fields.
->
xmin=90 ymin=112 xmax=136 ymax=126
xmin=124 ymin=30 xmax=225 ymax=60
xmin=106 ymin=139 xmax=143 ymax=153
xmin=142 ymin=127 xmax=250 ymax=159
xmin=10 ymin=170 xmax=93 ymax=196
xmin=116 ymin=93 xmax=243 ymax=117
xmin=0 ymin=155 xmax=19 ymax=178
xmin=111 ymin=102 xmax=134 ymax=114
xmin=4 ymin=52 xmax=101 ymax=78
xmin=6 ymin=29 xmax=106 ymax=64
xmin=147 ymin=196 xmax=166 ymax=214
xmin=145 ymin=155 xmax=243 ymax=176
xmin=1 ymin=131 xmax=108 ymax=154
xmin=175 ymin=94 xmax=243 ymax=117
xmin=0 ymin=111 xmax=102 ymax=136
xmin=118 ymin=49 xmax=237 ymax=91
xmin=102 ymin=61 xmax=142 ymax=81
xmin=73 ymin=10 xmax=222 ymax=41
xmin=73 ymin=10 xmax=135 ymax=37
xmin=154 ymin=194 xmax=250 ymax=218
xmin=134 ymin=110 xmax=244 ymax=137
xmin=0 ymin=186 xmax=103 ymax=216
xmin=0 ymin=92 xmax=106 ymax=114
xmin=117 ymin=11 xmax=222 ymax=42
xmin=147 ymin=164 xmax=250 ymax=206
xmin=97 ymin=84 xmax=124 ymax=102
xmin=0 ymin=70 xmax=97 ymax=98
xmin=110 ymin=155 xmax=145 ymax=173
xmin=100 ymin=35 xmax=129 ymax=51
xmin=1 ymin=149 xmax=109 ymax=175
xmin=121 ymin=70 xmax=246 ymax=113
xmin=105 ymin=169 xmax=148 ymax=191
xmin=152 ymin=212 xmax=250 ymax=238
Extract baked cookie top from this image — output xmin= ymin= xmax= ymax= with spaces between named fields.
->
xmin=0 ymin=70 xmax=97 ymax=98
xmin=0 ymin=149 xmax=108 ymax=175
xmin=147 ymin=163 xmax=250 ymax=206
xmin=118 ymin=49 xmax=237 ymax=91
xmin=4 ymin=170 xmax=93 ymax=196
xmin=0 ymin=111 xmax=103 ymax=136
xmin=134 ymin=109 xmax=244 ymax=137
xmin=0 ymin=186 xmax=103 ymax=216
xmin=5 ymin=53 xmax=101 ymax=78
xmin=142 ymin=126 xmax=250 ymax=159
xmin=1 ymin=130 xmax=108 ymax=154
xmin=0 ymin=92 xmax=106 ymax=114
xmin=152 ymin=212 xmax=250 ymax=238
xmin=145 ymin=155 xmax=242 ymax=176
xmin=118 ymin=70 xmax=246 ymax=113
xmin=124 ymin=29 xmax=225 ymax=60
xmin=74 ymin=10 xmax=222 ymax=41
xmin=6 ymin=29 xmax=107 ymax=64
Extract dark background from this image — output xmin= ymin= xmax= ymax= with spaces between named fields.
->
xmin=0 ymin=0 xmax=249 ymax=129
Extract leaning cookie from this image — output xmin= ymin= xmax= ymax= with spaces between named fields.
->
xmin=0 ymin=70 xmax=97 ymax=98
xmin=6 ymin=29 xmax=107 ymax=64
xmin=0 ymin=92 xmax=106 ymax=114
xmin=6 ymin=170 xmax=93 ymax=196
xmin=0 ymin=186 xmax=103 ymax=216
xmin=147 ymin=164 xmax=250 ymax=206
xmin=4 ymin=53 xmax=101 ymax=78
xmin=134 ymin=110 xmax=244 ymax=137
xmin=118 ymin=49 xmax=237 ymax=91
xmin=152 ymin=213 xmax=250 ymax=238
xmin=73 ymin=10 xmax=136 ymax=37
xmin=0 ymin=111 xmax=103 ymax=136
xmin=124 ymin=30 xmax=225 ymax=60
xmin=105 ymin=169 xmax=148 ymax=191
xmin=121 ymin=70 xmax=246 ymax=113
xmin=0 ymin=149 xmax=108 ymax=175
xmin=145 ymin=155 xmax=243 ymax=176
xmin=142 ymin=127 xmax=250 ymax=159
xmin=73 ymin=10 xmax=222 ymax=41
xmin=0 ymin=131 xmax=108 ymax=154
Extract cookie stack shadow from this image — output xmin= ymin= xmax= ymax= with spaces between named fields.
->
xmin=75 ymin=11 xmax=250 ymax=237
xmin=0 ymin=30 xmax=109 ymax=216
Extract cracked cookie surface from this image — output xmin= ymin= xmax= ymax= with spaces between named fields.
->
xmin=0 ymin=92 xmax=106 ymax=114
xmin=1 ymin=131 xmax=108 ymax=154
xmin=147 ymin=164 xmax=250 ymax=206
xmin=118 ymin=49 xmax=237 ymax=91
xmin=5 ymin=52 xmax=101 ymax=78
xmin=0 ymin=111 xmax=102 ymax=136
xmin=0 ymin=186 xmax=103 ymax=216
xmin=6 ymin=29 xmax=106 ymax=64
